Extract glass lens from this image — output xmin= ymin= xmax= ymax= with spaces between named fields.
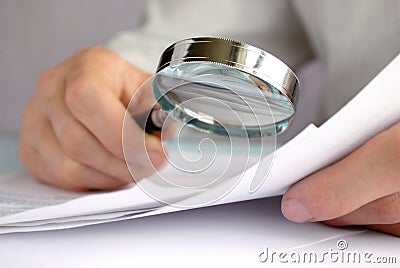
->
xmin=153 ymin=62 xmax=294 ymax=137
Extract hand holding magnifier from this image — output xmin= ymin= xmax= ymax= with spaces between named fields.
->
xmin=139 ymin=37 xmax=299 ymax=138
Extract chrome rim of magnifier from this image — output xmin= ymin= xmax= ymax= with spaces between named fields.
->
xmin=153 ymin=37 xmax=299 ymax=136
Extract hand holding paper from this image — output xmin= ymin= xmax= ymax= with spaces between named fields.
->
xmin=281 ymin=54 xmax=400 ymax=236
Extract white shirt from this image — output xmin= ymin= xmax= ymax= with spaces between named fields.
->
xmin=108 ymin=0 xmax=400 ymax=127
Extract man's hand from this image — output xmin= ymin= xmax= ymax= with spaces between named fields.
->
xmin=282 ymin=122 xmax=400 ymax=237
xmin=19 ymin=47 xmax=166 ymax=191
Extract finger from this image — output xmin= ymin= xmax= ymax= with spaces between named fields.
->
xmin=324 ymin=192 xmax=400 ymax=226
xmin=64 ymin=69 xmax=166 ymax=169
xmin=19 ymin=141 xmax=88 ymax=191
xmin=51 ymin=109 xmax=135 ymax=184
xmin=26 ymin=111 xmax=129 ymax=191
xmin=19 ymin=101 xmax=54 ymax=183
xmin=42 ymin=78 xmax=135 ymax=184
xmin=18 ymin=139 xmax=54 ymax=186
xmin=281 ymin=123 xmax=400 ymax=223
xmin=19 ymin=108 xmax=87 ymax=191
xmin=366 ymin=223 xmax=400 ymax=237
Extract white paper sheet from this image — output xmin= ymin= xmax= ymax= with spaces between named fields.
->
xmin=158 ymin=53 xmax=400 ymax=208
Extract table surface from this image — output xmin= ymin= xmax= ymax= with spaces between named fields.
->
xmin=0 ymin=134 xmax=398 ymax=268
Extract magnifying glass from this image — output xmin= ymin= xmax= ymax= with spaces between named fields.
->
xmin=142 ymin=37 xmax=299 ymax=138
xmin=125 ymin=37 xmax=299 ymax=206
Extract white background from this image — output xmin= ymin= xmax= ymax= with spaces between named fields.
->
xmin=0 ymin=0 xmax=146 ymax=132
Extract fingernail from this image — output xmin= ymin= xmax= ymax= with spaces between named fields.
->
xmin=137 ymin=151 xmax=166 ymax=169
xmin=282 ymin=198 xmax=312 ymax=223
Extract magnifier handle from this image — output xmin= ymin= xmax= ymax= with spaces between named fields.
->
xmin=133 ymin=105 xmax=168 ymax=134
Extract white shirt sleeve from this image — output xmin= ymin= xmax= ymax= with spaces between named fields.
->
xmin=108 ymin=0 xmax=400 ymax=124
xmin=107 ymin=0 xmax=312 ymax=74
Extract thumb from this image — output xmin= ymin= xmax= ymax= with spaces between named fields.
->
xmin=281 ymin=123 xmax=400 ymax=223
